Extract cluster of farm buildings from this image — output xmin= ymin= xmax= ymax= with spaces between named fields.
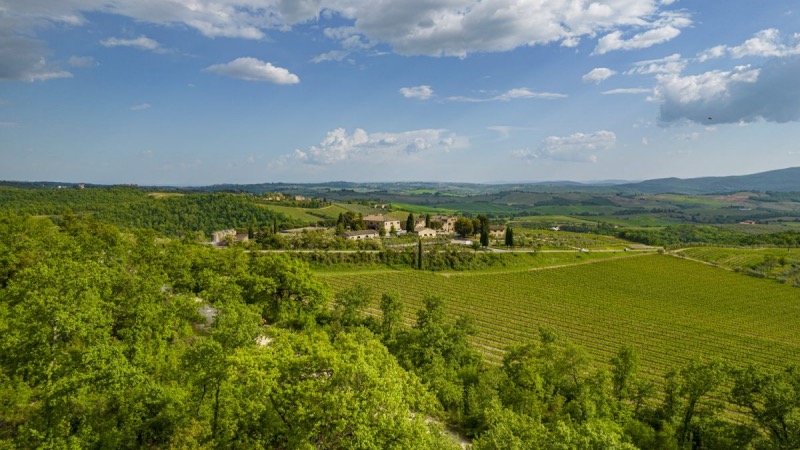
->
xmin=342 ymin=214 xmax=505 ymax=241
xmin=211 ymin=214 xmax=505 ymax=245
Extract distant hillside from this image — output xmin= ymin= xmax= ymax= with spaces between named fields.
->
xmin=3 ymin=167 xmax=800 ymax=195
xmin=619 ymin=167 xmax=800 ymax=194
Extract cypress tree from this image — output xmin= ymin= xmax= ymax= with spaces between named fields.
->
xmin=406 ymin=213 xmax=415 ymax=233
xmin=417 ymin=239 xmax=423 ymax=270
xmin=479 ymin=216 xmax=489 ymax=247
xmin=505 ymin=226 xmax=514 ymax=248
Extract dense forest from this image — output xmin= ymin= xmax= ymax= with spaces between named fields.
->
xmin=1 ymin=210 xmax=799 ymax=449
xmin=0 ymin=187 xmax=297 ymax=237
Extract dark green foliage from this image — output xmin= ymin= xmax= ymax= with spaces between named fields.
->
xmin=380 ymin=292 xmax=404 ymax=343
xmin=478 ymin=215 xmax=490 ymax=247
xmin=333 ymin=283 xmax=371 ymax=327
xmin=505 ymin=226 xmax=514 ymax=247
xmin=455 ymin=217 xmax=474 ymax=237
xmin=0 ymin=187 xmax=296 ymax=237
xmin=619 ymin=224 xmax=800 ymax=248
xmin=729 ymin=365 xmax=800 ymax=448
xmin=407 ymin=212 xmax=416 ymax=233
xmin=0 ymin=214 xmax=459 ymax=448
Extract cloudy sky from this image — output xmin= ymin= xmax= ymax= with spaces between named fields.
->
xmin=1 ymin=0 xmax=799 ymax=185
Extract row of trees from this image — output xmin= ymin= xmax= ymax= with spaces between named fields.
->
xmin=620 ymin=225 xmax=800 ymax=248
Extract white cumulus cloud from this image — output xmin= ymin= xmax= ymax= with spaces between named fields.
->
xmin=100 ymin=35 xmax=164 ymax=53
xmin=292 ymin=128 xmax=467 ymax=165
xmin=627 ymin=53 xmax=687 ymax=75
xmin=594 ymin=11 xmax=690 ymax=55
xmin=310 ymin=50 xmax=349 ymax=63
xmin=0 ymin=0 xmax=689 ymax=61
xmin=400 ymin=85 xmax=434 ymax=100
xmin=656 ymin=56 xmax=800 ymax=124
xmin=0 ymin=31 xmax=73 ymax=82
xmin=582 ymin=67 xmax=616 ymax=84
xmin=204 ymin=58 xmax=300 ymax=84
xmin=696 ymin=29 xmax=800 ymax=62
xmin=514 ymin=130 xmax=616 ymax=163
xmin=596 ymin=26 xmax=680 ymax=54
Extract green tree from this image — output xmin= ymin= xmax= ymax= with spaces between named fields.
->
xmin=184 ymin=300 xmax=261 ymax=440
xmin=407 ymin=213 xmax=416 ymax=233
xmin=505 ymin=226 xmax=514 ymax=248
xmin=478 ymin=216 xmax=490 ymax=246
xmin=611 ymin=345 xmax=640 ymax=404
xmin=418 ymin=239 xmax=424 ymax=270
xmin=397 ymin=296 xmax=482 ymax=414
xmin=222 ymin=329 xmax=458 ymax=449
xmin=662 ymin=359 xmax=729 ymax=447
xmin=242 ymin=254 xmax=330 ymax=329
xmin=333 ymin=283 xmax=372 ymax=327
xmin=380 ymin=292 xmax=404 ymax=343
xmin=729 ymin=364 xmax=800 ymax=448
xmin=455 ymin=217 xmax=474 ymax=237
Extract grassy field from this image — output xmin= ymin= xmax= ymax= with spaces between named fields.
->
xmin=678 ymin=247 xmax=800 ymax=268
xmin=258 ymin=203 xmax=352 ymax=224
xmin=146 ymin=192 xmax=186 ymax=198
xmin=389 ymin=202 xmax=458 ymax=215
xmin=510 ymin=229 xmax=640 ymax=250
xmin=509 ymin=215 xmax=601 ymax=227
xmin=318 ymin=254 xmax=800 ymax=379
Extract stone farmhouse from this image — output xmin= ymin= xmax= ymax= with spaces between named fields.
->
xmin=431 ymin=215 xmax=458 ymax=233
xmin=211 ymin=229 xmax=248 ymax=246
xmin=415 ymin=228 xmax=437 ymax=239
xmin=211 ymin=229 xmax=236 ymax=243
xmin=364 ymin=215 xmax=402 ymax=233
xmin=341 ymin=230 xmax=380 ymax=240
xmin=489 ymin=225 xmax=505 ymax=238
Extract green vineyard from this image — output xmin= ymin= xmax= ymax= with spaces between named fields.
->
xmin=679 ymin=246 xmax=800 ymax=269
xmin=318 ymin=254 xmax=800 ymax=379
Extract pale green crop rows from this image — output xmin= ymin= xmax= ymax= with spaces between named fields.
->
xmin=319 ymin=254 xmax=800 ymax=377
xmin=680 ymin=247 xmax=800 ymax=269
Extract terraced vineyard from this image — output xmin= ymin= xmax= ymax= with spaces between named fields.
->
xmin=318 ymin=254 xmax=800 ymax=379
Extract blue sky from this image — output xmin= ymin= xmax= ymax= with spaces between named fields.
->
xmin=1 ymin=0 xmax=799 ymax=185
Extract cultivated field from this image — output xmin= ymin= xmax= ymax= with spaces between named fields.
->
xmin=678 ymin=246 xmax=800 ymax=269
xmin=319 ymin=254 xmax=800 ymax=378
xmin=258 ymin=203 xmax=350 ymax=223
